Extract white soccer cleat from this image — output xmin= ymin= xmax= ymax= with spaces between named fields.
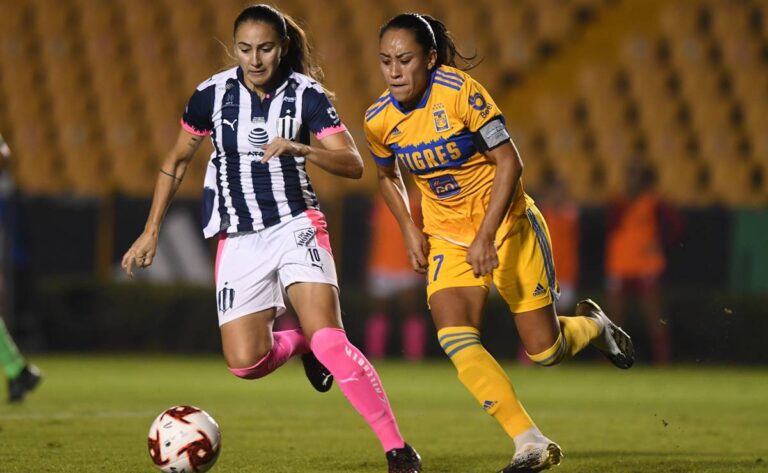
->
xmin=498 ymin=441 xmax=563 ymax=472
xmin=576 ymin=299 xmax=635 ymax=369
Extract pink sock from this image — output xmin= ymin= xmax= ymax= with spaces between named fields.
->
xmin=402 ymin=314 xmax=427 ymax=361
xmin=364 ymin=312 xmax=390 ymax=358
xmin=311 ymin=328 xmax=405 ymax=452
xmin=229 ymin=329 xmax=309 ymax=379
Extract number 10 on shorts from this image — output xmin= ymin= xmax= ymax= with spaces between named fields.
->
xmin=432 ymin=254 xmax=444 ymax=282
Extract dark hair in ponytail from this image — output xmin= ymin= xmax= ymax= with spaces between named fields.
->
xmin=379 ymin=13 xmax=479 ymax=70
xmin=234 ymin=4 xmax=329 ymax=92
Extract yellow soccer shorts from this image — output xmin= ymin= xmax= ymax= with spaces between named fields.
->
xmin=426 ymin=204 xmax=560 ymax=313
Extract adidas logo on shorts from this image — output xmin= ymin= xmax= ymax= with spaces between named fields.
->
xmin=533 ymin=283 xmax=547 ymax=297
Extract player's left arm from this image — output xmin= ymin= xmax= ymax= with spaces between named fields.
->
xmin=260 ymin=130 xmax=363 ymax=179
xmin=467 ymin=132 xmax=523 ymax=277
xmin=459 ymin=75 xmax=523 ymax=276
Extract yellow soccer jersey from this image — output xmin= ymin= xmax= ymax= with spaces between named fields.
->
xmin=364 ymin=65 xmax=533 ymax=247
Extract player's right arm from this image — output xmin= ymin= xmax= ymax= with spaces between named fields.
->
xmin=375 ymin=162 xmax=429 ymax=274
xmin=365 ymin=116 xmax=429 ymax=274
xmin=121 ymin=130 xmax=204 ymax=277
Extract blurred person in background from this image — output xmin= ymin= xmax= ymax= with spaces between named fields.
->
xmin=366 ymin=13 xmax=634 ymax=472
xmin=121 ymin=5 xmax=421 ymax=471
xmin=365 ymin=186 xmax=428 ymax=361
xmin=605 ymin=159 xmax=682 ymax=365
xmin=0 ymin=132 xmax=42 ymax=403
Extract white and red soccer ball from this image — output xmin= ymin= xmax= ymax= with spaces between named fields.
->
xmin=148 ymin=405 xmax=221 ymax=473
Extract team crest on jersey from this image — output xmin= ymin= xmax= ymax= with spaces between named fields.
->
xmin=277 ymin=117 xmax=301 ymax=141
xmin=432 ymin=104 xmax=450 ymax=132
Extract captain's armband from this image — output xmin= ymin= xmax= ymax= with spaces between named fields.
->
xmin=473 ymin=117 xmax=510 ymax=153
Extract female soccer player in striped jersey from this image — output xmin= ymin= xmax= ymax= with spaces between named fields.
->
xmin=364 ymin=13 xmax=635 ymax=472
xmin=122 ymin=5 xmax=420 ymax=472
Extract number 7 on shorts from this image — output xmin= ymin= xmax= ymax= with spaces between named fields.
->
xmin=432 ymin=254 xmax=444 ymax=282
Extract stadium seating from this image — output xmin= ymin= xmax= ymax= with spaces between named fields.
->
xmin=0 ymin=0 xmax=764 ymax=206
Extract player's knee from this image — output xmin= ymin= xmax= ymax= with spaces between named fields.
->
xmin=225 ymin=348 xmax=272 ymax=379
xmin=526 ymin=334 xmax=568 ymax=367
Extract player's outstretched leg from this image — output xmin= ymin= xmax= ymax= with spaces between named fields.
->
xmin=386 ymin=442 xmax=422 ymax=473
xmin=8 ymin=364 xmax=42 ymax=403
xmin=300 ymin=351 xmax=333 ymax=392
xmin=311 ymin=328 xmax=421 ymax=472
xmin=576 ymin=299 xmax=635 ymax=369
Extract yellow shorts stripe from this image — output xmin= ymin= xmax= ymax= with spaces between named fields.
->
xmin=525 ymin=208 xmax=560 ymax=303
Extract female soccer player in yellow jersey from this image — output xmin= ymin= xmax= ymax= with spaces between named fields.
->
xmin=364 ymin=13 xmax=636 ymax=473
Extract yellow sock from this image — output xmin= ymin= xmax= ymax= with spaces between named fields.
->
xmin=559 ymin=315 xmax=601 ymax=357
xmin=526 ymin=332 xmax=568 ymax=366
xmin=438 ymin=326 xmax=535 ymax=438
xmin=527 ymin=316 xmax=600 ymax=365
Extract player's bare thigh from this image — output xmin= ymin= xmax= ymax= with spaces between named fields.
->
xmin=286 ymin=282 xmax=343 ymax=342
xmin=220 ymin=309 xmax=277 ymax=369
xmin=428 ymin=286 xmax=488 ymax=330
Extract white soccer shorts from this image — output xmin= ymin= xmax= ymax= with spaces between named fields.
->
xmin=214 ymin=210 xmax=338 ymax=326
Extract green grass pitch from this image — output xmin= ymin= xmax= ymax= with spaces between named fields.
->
xmin=1 ymin=356 xmax=766 ymax=472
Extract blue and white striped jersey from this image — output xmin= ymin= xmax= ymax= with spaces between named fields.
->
xmin=182 ymin=67 xmax=346 ymax=238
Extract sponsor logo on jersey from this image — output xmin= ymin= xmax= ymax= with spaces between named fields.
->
xmin=294 ymin=227 xmax=317 ymax=247
xmin=533 ymin=283 xmax=547 ymax=297
xmin=469 ymin=92 xmax=493 ymax=118
xmin=248 ymin=127 xmax=269 ymax=147
xmin=428 ymin=174 xmax=461 ymax=199
xmin=223 ymin=118 xmax=238 ymax=131
xmin=326 ymin=106 xmax=339 ymax=121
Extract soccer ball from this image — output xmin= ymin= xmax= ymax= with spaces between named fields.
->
xmin=147 ymin=405 xmax=221 ymax=473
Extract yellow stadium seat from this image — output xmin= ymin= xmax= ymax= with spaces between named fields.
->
xmin=697 ymin=127 xmax=742 ymax=165
xmin=659 ymin=2 xmax=704 ymax=38
xmin=532 ymin=0 xmax=575 ymax=45
xmin=667 ymin=34 xmax=712 ymax=69
xmin=9 ymin=117 xmax=65 ymax=195
xmin=59 ymin=122 xmax=110 ymax=196
xmin=730 ymin=66 xmax=768 ymax=104
xmin=710 ymin=158 xmax=762 ymax=207
xmin=646 ymin=127 xmax=690 ymax=165
xmin=674 ymin=64 xmax=725 ymax=101
xmin=710 ymin=2 xmax=754 ymax=41
xmin=718 ymin=32 xmax=762 ymax=70
xmin=657 ymin=157 xmax=710 ymax=206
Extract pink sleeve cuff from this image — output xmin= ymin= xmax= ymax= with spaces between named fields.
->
xmin=314 ymin=124 xmax=347 ymax=140
xmin=180 ymin=118 xmax=211 ymax=137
